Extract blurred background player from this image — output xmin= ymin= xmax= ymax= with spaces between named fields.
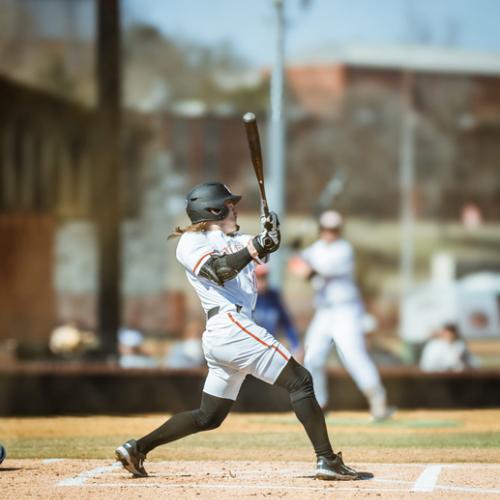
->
xmin=164 ymin=320 xmax=205 ymax=369
xmin=419 ymin=322 xmax=479 ymax=373
xmin=118 ymin=327 xmax=157 ymax=369
xmin=289 ymin=210 xmax=394 ymax=421
xmin=253 ymin=264 xmax=302 ymax=359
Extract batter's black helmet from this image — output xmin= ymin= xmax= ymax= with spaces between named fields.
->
xmin=186 ymin=182 xmax=242 ymax=224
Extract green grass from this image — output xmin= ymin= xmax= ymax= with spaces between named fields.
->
xmin=4 ymin=410 xmax=500 ymax=461
xmin=251 ymin=415 xmax=461 ymax=429
xmin=5 ymin=430 xmax=500 ymax=460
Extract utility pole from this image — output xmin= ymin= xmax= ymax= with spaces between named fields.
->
xmin=268 ymin=0 xmax=286 ymax=288
xmin=399 ymin=70 xmax=416 ymax=336
xmin=95 ymin=0 xmax=122 ymax=358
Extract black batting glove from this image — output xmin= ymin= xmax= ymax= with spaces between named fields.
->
xmin=260 ymin=211 xmax=280 ymax=232
xmin=254 ymin=211 xmax=280 ymax=258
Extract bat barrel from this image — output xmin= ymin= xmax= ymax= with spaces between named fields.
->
xmin=243 ymin=112 xmax=256 ymax=123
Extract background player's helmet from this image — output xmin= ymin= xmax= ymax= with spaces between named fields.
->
xmin=186 ymin=182 xmax=242 ymax=224
xmin=319 ymin=210 xmax=343 ymax=229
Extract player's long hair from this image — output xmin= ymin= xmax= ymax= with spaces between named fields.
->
xmin=168 ymin=221 xmax=211 ymax=239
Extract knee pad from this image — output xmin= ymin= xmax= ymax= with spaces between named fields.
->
xmin=275 ymin=358 xmax=315 ymax=403
xmin=191 ymin=407 xmax=225 ymax=431
xmin=191 ymin=392 xmax=233 ymax=431
xmin=291 ymin=366 xmax=315 ymax=403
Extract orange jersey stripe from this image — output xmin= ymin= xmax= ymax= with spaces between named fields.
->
xmin=227 ymin=312 xmax=290 ymax=361
xmin=192 ymin=251 xmax=215 ymax=274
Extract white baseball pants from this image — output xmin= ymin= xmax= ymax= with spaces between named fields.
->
xmin=304 ymin=302 xmax=382 ymax=408
xmin=202 ymin=309 xmax=291 ymax=400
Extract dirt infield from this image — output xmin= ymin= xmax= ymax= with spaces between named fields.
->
xmin=2 ymin=459 xmax=500 ymax=499
xmin=2 ymin=410 xmax=500 ymax=497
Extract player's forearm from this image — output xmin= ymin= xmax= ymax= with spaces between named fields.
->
xmin=224 ymin=247 xmax=253 ymax=270
xmin=289 ymin=256 xmax=316 ymax=280
xmin=247 ymin=239 xmax=260 ymax=260
xmin=199 ymin=248 xmax=253 ymax=285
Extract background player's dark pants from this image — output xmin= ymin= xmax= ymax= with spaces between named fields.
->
xmin=137 ymin=358 xmax=334 ymax=459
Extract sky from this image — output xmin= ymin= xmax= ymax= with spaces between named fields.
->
xmin=122 ymin=0 xmax=500 ymax=66
xmin=17 ymin=0 xmax=500 ymax=67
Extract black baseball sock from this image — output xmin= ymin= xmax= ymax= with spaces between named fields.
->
xmin=274 ymin=358 xmax=335 ymax=460
xmin=136 ymin=392 xmax=234 ymax=455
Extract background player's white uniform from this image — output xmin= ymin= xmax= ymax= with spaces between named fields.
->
xmin=176 ymin=229 xmax=290 ymax=400
xmin=301 ymin=238 xmax=387 ymax=414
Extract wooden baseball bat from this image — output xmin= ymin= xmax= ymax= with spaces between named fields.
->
xmin=242 ymin=112 xmax=270 ymax=219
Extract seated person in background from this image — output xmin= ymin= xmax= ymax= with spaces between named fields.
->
xmin=253 ymin=264 xmax=302 ymax=359
xmin=163 ymin=320 xmax=205 ymax=369
xmin=419 ymin=323 xmax=479 ymax=373
xmin=49 ymin=322 xmax=98 ymax=359
xmin=118 ymin=328 xmax=157 ymax=369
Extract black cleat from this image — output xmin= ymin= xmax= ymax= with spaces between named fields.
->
xmin=115 ymin=439 xmax=148 ymax=477
xmin=316 ymin=451 xmax=359 ymax=480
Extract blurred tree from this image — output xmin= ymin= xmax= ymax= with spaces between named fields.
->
xmin=123 ymin=23 xmax=268 ymax=112
xmin=0 ymin=1 xmax=36 ymax=62
xmin=414 ymin=76 xmax=476 ymax=217
xmin=288 ymin=83 xmax=453 ymax=218
xmin=0 ymin=6 xmax=267 ymax=112
xmin=0 ymin=0 xmax=94 ymax=105
xmin=35 ymin=52 xmax=76 ymax=99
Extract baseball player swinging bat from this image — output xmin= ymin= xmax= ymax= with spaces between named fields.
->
xmin=242 ymin=112 xmax=275 ymax=248
xmin=114 ymin=115 xmax=361 ymax=480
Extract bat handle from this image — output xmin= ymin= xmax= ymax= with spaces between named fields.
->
xmin=261 ymin=203 xmax=276 ymax=237
xmin=261 ymin=198 xmax=270 ymax=218
xmin=261 ymin=201 xmax=272 ymax=230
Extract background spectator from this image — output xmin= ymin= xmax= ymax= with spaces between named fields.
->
xmin=49 ymin=322 xmax=98 ymax=359
xmin=163 ymin=320 xmax=205 ymax=369
xmin=118 ymin=327 xmax=157 ymax=368
xmin=419 ymin=323 xmax=479 ymax=372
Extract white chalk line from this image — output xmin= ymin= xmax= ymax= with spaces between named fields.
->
xmin=59 ymin=481 xmax=500 ymax=495
xmin=70 ymin=482 xmax=412 ymax=493
xmin=411 ymin=464 xmax=443 ymax=492
xmin=57 ymin=462 xmax=121 ymax=486
xmin=435 ymin=484 xmax=500 ymax=494
xmin=42 ymin=458 xmax=65 ymax=464
xmin=56 ymin=462 xmax=500 ymax=495
xmin=60 ymin=477 xmax=500 ymax=495
xmin=378 ymin=477 xmax=500 ymax=495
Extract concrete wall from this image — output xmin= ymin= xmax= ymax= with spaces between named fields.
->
xmin=54 ymin=151 xmax=191 ymax=334
xmin=1 ymin=366 xmax=500 ymax=416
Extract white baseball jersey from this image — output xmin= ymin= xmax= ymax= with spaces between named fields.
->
xmin=176 ymin=229 xmax=290 ymax=400
xmin=301 ymin=239 xmax=360 ymax=307
xmin=176 ymin=230 xmax=257 ymax=316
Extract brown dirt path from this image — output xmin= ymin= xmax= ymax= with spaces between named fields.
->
xmin=1 ymin=459 xmax=500 ymax=499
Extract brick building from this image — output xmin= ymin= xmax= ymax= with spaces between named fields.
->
xmin=285 ymin=44 xmax=500 ymax=218
xmin=287 ymin=43 xmax=500 ymax=118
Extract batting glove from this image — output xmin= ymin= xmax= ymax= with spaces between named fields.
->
xmin=260 ymin=211 xmax=280 ymax=232
xmin=253 ymin=225 xmax=281 ymax=258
